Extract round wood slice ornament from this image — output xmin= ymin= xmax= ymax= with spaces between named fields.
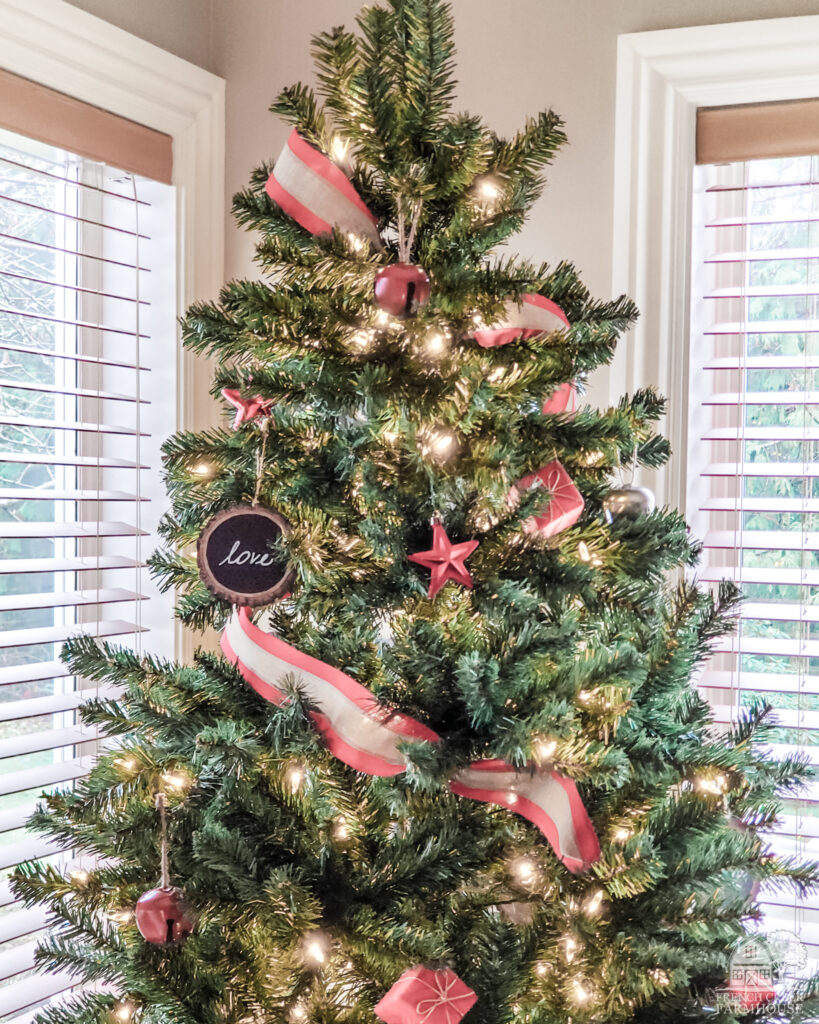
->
xmin=197 ymin=504 xmax=295 ymax=606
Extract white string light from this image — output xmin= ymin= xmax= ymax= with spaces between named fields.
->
xmin=331 ymin=136 xmax=348 ymax=163
xmin=571 ymin=979 xmax=591 ymax=1004
xmin=584 ymin=889 xmax=605 ymax=916
xmin=349 ymin=329 xmax=374 ymax=351
xmin=288 ymin=765 xmax=305 ymax=792
xmin=112 ymin=1000 xmax=136 ymax=1023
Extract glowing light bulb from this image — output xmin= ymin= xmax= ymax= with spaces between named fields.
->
xmin=614 ymin=827 xmax=631 ymax=842
xmin=534 ymin=738 xmax=556 ymax=762
xmin=333 ymin=816 xmax=350 ymax=840
xmin=303 ymin=931 xmax=328 ymax=966
xmin=161 ymin=770 xmax=190 ymax=791
xmin=572 ymin=980 xmax=591 ymax=1004
xmin=331 ymin=136 xmax=348 ymax=162
xmin=191 ymin=462 xmax=213 ymax=478
xmin=375 ymin=309 xmax=392 ymax=327
xmin=577 ymin=541 xmax=591 ymax=562
xmin=472 ymin=313 xmax=485 ymax=328
xmin=511 ymin=857 xmax=537 ymax=885
xmin=347 ymin=232 xmax=367 ymax=254
xmin=424 ymin=331 xmax=447 ymax=357
xmin=565 ymin=936 xmax=577 ymax=962
xmin=432 ymin=431 xmax=454 ymax=453
xmin=112 ymin=1000 xmax=135 ymax=1023
xmin=479 ymin=179 xmax=500 ymax=200
xmin=535 ymin=962 xmax=549 ymax=977
xmin=115 ymin=757 xmax=136 ymax=771
xmin=578 ymin=690 xmax=592 ymax=704
xmin=697 ymin=775 xmax=727 ymax=795
xmin=306 ymin=941 xmax=325 ymax=965
xmin=584 ymin=889 xmax=605 ymax=915
xmin=649 ymin=968 xmax=670 ymax=987
xmin=349 ymin=329 xmax=373 ymax=351
xmin=507 ymin=792 xmax=519 ymax=805
xmin=288 ymin=766 xmax=305 ymax=792
xmin=290 ymin=1001 xmax=308 ymax=1022
xmin=69 ymin=866 xmax=90 ymax=885
xmin=383 ymin=429 xmax=398 ymax=444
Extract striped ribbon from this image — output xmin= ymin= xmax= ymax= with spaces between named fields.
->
xmin=222 ymin=609 xmax=600 ymax=873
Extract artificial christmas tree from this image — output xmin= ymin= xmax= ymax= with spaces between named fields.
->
xmin=12 ymin=2 xmax=819 ymax=1023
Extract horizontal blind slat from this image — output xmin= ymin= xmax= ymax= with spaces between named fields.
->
xmin=0 ymin=522 xmax=147 ymax=539
xmin=0 ymin=620 xmax=146 ymax=649
xmin=0 ymin=588 xmax=143 ymax=613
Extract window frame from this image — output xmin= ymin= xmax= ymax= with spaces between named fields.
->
xmin=0 ymin=0 xmax=225 ymax=661
xmin=611 ymin=14 xmax=819 ymax=510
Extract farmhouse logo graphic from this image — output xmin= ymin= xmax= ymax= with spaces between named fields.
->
xmin=716 ymin=931 xmax=808 ymax=1012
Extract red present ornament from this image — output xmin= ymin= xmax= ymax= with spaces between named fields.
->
xmin=512 ymin=460 xmax=584 ymax=537
xmin=542 ymin=381 xmax=577 ymax=416
xmin=473 ymin=294 xmax=569 ymax=348
xmin=375 ymin=966 xmax=477 ymax=1024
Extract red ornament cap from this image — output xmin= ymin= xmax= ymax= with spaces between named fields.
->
xmin=374 ymin=263 xmax=431 ymax=318
xmin=409 ymin=521 xmax=478 ymax=599
xmin=135 ymin=886 xmax=193 ymax=945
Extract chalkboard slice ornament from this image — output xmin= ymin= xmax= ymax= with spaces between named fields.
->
xmin=197 ymin=504 xmax=295 ymax=607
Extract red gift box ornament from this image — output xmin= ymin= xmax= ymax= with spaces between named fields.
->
xmin=512 ymin=460 xmax=584 ymax=537
xmin=542 ymin=381 xmax=577 ymax=416
xmin=265 ymin=129 xmax=381 ymax=247
xmin=473 ymin=293 xmax=569 ymax=348
xmin=375 ymin=966 xmax=477 ymax=1024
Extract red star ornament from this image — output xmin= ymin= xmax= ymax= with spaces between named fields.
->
xmin=409 ymin=521 xmax=479 ymax=599
xmin=221 ymin=388 xmax=273 ymax=429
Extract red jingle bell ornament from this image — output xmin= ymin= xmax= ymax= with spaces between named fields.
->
xmin=374 ymin=263 xmax=430 ymax=318
xmin=135 ymin=885 xmax=194 ymax=945
xmin=134 ymin=791 xmax=194 ymax=945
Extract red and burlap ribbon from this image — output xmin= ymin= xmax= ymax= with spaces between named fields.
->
xmin=266 ymin=130 xmax=381 ymax=246
xmin=472 ymin=293 xmax=570 ymax=348
xmin=222 ymin=608 xmax=600 ymax=872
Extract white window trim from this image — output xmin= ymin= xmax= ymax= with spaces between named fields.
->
xmin=611 ymin=15 xmax=819 ymax=509
xmin=0 ymin=0 xmax=225 ymax=660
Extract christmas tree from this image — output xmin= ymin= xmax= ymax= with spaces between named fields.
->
xmin=13 ymin=2 xmax=819 ymax=1023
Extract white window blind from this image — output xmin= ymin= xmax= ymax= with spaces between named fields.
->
xmin=689 ymin=153 xmax=819 ymax=958
xmin=0 ymin=126 xmax=176 ymax=1020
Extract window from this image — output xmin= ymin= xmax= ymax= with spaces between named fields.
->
xmin=689 ymin=148 xmax=819 ymax=956
xmin=613 ymin=16 xmax=819 ymax=967
xmin=0 ymin=5 xmax=224 ymax=1017
xmin=0 ymin=123 xmax=176 ymax=1015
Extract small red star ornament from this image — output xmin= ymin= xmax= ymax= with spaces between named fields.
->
xmin=409 ymin=520 xmax=479 ymax=599
xmin=221 ymin=388 xmax=273 ymax=429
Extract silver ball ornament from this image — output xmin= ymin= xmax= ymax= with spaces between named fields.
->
xmin=602 ymin=486 xmax=655 ymax=523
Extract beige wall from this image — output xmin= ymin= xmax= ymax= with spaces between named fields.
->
xmin=65 ymin=0 xmax=216 ymax=73
xmin=65 ymin=0 xmax=819 ymax=417
xmin=208 ymin=0 xmax=819 ymax=294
